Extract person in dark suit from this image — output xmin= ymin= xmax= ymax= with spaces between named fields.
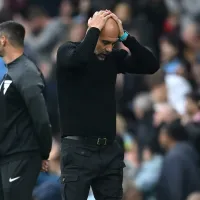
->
xmin=157 ymin=119 xmax=200 ymax=200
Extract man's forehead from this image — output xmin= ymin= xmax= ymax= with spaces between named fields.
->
xmin=99 ymin=35 xmax=119 ymax=43
xmin=100 ymin=18 xmax=120 ymax=41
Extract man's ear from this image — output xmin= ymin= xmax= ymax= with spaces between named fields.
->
xmin=0 ymin=35 xmax=6 ymax=47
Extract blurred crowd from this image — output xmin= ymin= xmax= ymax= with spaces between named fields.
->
xmin=0 ymin=0 xmax=200 ymax=199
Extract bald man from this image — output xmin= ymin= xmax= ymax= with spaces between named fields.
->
xmin=56 ymin=10 xmax=159 ymax=200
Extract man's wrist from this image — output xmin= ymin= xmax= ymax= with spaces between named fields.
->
xmin=88 ymin=26 xmax=101 ymax=31
xmin=119 ymin=31 xmax=129 ymax=42
xmin=89 ymin=25 xmax=102 ymax=31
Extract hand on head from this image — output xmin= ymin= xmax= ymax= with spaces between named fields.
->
xmin=88 ymin=10 xmax=124 ymax=37
xmin=88 ymin=10 xmax=112 ymax=31
xmin=109 ymin=12 xmax=124 ymax=37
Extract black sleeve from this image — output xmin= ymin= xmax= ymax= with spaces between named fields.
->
xmin=17 ymin=68 xmax=52 ymax=160
xmin=116 ymin=35 xmax=160 ymax=74
xmin=56 ymin=27 xmax=100 ymax=70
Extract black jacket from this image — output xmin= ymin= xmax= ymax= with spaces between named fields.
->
xmin=0 ymin=54 xmax=52 ymax=161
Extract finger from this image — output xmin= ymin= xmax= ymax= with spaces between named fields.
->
xmin=104 ymin=13 xmax=113 ymax=20
xmin=99 ymin=11 xmax=108 ymax=17
xmin=112 ymin=13 xmax=119 ymax=18
xmin=88 ymin=17 xmax=92 ymax=23
xmin=43 ymin=163 xmax=49 ymax=168
xmin=103 ymin=9 xmax=111 ymax=13
xmin=118 ymin=19 xmax=122 ymax=24
xmin=42 ymin=166 xmax=48 ymax=171
xmin=104 ymin=9 xmax=112 ymax=15
xmin=43 ymin=167 xmax=47 ymax=171
xmin=111 ymin=14 xmax=123 ymax=26
xmin=93 ymin=11 xmax=99 ymax=16
xmin=111 ymin=13 xmax=121 ymax=24
xmin=110 ymin=13 xmax=118 ymax=21
xmin=42 ymin=162 xmax=48 ymax=166
xmin=102 ymin=10 xmax=111 ymax=17
xmin=45 ymin=162 xmax=49 ymax=167
xmin=98 ymin=10 xmax=104 ymax=15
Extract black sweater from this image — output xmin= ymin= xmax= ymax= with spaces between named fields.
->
xmin=56 ymin=27 xmax=159 ymax=139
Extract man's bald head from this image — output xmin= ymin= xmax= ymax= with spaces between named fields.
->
xmin=187 ymin=193 xmax=200 ymax=200
xmin=94 ymin=15 xmax=120 ymax=60
xmin=100 ymin=18 xmax=120 ymax=38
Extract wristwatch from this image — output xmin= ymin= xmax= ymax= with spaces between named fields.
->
xmin=119 ymin=31 xmax=129 ymax=42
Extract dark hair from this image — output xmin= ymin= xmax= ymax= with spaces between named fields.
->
xmin=161 ymin=33 xmax=185 ymax=58
xmin=161 ymin=34 xmax=180 ymax=48
xmin=0 ymin=21 xmax=25 ymax=47
xmin=161 ymin=119 xmax=188 ymax=141
xmin=144 ymin=135 xmax=161 ymax=155
xmin=0 ymin=9 xmax=13 ymax=23
xmin=27 ymin=5 xmax=48 ymax=21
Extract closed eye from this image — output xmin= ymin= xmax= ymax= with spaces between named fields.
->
xmin=102 ymin=40 xmax=111 ymax=45
xmin=102 ymin=40 xmax=118 ymax=46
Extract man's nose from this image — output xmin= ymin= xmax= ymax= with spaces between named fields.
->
xmin=106 ymin=44 xmax=113 ymax=52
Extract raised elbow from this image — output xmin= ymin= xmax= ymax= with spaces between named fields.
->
xmin=146 ymin=52 xmax=160 ymax=74
xmin=149 ymin=61 xmax=160 ymax=74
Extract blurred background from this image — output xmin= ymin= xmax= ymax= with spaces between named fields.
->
xmin=1 ymin=0 xmax=200 ymax=199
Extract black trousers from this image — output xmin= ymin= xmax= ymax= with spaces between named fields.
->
xmin=60 ymin=138 xmax=125 ymax=200
xmin=0 ymin=153 xmax=41 ymax=200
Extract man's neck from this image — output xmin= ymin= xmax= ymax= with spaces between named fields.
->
xmin=3 ymin=48 xmax=24 ymax=65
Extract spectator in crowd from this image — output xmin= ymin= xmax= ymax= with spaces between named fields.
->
xmin=183 ymin=92 xmax=200 ymax=160
xmin=160 ymin=34 xmax=186 ymax=76
xmin=153 ymin=103 xmax=179 ymax=129
xmin=164 ymin=0 xmax=200 ymax=31
xmin=165 ymin=70 xmax=192 ymax=115
xmin=116 ymin=113 xmax=134 ymax=152
xmin=126 ymin=138 xmax=163 ymax=200
xmin=148 ymin=67 xmax=192 ymax=115
xmin=184 ymin=92 xmax=200 ymax=123
xmin=25 ymin=5 xmax=67 ymax=62
xmin=132 ymin=92 xmax=156 ymax=161
xmin=147 ymin=69 xmax=168 ymax=107
xmin=157 ymin=119 xmax=200 ymax=200
xmin=73 ymin=0 xmax=91 ymax=24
